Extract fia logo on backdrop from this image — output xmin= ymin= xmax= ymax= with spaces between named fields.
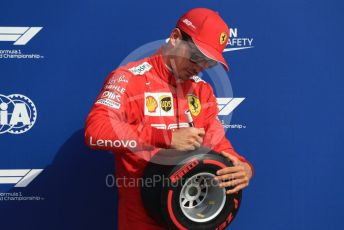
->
xmin=0 ymin=94 xmax=37 ymax=134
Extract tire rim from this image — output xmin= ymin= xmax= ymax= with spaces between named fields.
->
xmin=179 ymin=172 xmax=226 ymax=223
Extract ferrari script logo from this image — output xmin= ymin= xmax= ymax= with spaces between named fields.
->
xmin=187 ymin=95 xmax=201 ymax=116
xmin=160 ymin=95 xmax=172 ymax=112
xmin=146 ymin=96 xmax=158 ymax=112
xmin=220 ymin=32 xmax=227 ymax=45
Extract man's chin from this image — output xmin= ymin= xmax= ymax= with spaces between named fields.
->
xmin=181 ymin=73 xmax=195 ymax=81
xmin=175 ymin=71 xmax=195 ymax=82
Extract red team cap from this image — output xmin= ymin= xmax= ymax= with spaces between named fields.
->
xmin=176 ymin=8 xmax=230 ymax=71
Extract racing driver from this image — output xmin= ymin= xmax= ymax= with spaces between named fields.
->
xmin=85 ymin=7 xmax=253 ymax=230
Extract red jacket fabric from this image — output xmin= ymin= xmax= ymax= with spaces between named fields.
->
xmin=85 ymin=50 xmax=251 ymax=229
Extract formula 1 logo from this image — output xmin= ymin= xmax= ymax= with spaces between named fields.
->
xmin=216 ymin=98 xmax=245 ymax=116
xmin=0 ymin=169 xmax=43 ymax=187
xmin=0 ymin=94 xmax=37 ymax=134
xmin=0 ymin=27 xmax=42 ymax=45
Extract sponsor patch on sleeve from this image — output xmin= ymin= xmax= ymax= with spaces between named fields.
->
xmin=96 ymin=98 xmax=121 ymax=109
xmin=101 ymin=91 xmax=121 ymax=102
xmin=103 ymin=72 xmax=128 ymax=97
xmin=129 ymin=62 xmax=152 ymax=75
xmin=107 ymin=74 xmax=128 ymax=84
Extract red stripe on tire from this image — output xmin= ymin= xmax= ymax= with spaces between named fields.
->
xmin=234 ymin=198 xmax=239 ymax=209
xmin=203 ymin=159 xmax=226 ymax=169
xmin=167 ymin=190 xmax=187 ymax=230
xmin=170 ymin=158 xmax=199 ymax=183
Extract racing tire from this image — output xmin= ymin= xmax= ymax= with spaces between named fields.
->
xmin=141 ymin=147 xmax=242 ymax=230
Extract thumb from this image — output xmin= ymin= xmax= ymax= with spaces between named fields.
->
xmin=221 ymin=151 xmax=240 ymax=166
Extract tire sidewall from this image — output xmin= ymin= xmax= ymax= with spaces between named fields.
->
xmin=161 ymin=153 xmax=242 ymax=230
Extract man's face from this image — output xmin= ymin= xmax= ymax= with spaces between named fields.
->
xmin=169 ymin=41 xmax=203 ymax=81
xmin=168 ymin=29 xmax=217 ymax=81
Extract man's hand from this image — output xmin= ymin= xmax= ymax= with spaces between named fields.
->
xmin=171 ymin=127 xmax=205 ymax=151
xmin=215 ymin=151 xmax=252 ymax=194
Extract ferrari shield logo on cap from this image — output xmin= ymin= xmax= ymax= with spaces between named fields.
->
xmin=220 ymin=32 xmax=227 ymax=45
xmin=187 ymin=95 xmax=201 ymax=116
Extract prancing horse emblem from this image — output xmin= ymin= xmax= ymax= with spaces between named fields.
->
xmin=187 ymin=95 xmax=201 ymax=116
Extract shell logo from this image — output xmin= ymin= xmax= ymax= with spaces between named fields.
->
xmin=146 ymin=96 xmax=158 ymax=112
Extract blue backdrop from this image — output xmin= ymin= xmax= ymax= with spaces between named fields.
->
xmin=1 ymin=0 xmax=343 ymax=229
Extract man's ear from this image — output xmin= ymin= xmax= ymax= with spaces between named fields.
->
xmin=169 ymin=28 xmax=182 ymax=47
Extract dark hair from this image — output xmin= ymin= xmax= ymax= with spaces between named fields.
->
xmin=178 ymin=28 xmax=192 ymax=41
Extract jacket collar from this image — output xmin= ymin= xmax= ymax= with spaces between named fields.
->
xmin=149 ymin=48 xmax=177 ymax=87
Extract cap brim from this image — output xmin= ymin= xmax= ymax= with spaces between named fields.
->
xmin=192 ymin=37 xmax=229 ymax=71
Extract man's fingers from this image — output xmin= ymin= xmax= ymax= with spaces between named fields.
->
xmin=194 ymin=135 xmax=203 ymax=144
xmin=193 ymin=140 xmax=201 ymax=148
xmin=221 ymin=151 xmax=240 ymax=165
xmin=197 ymin=128 xmax=205 ymax=137
xmin=184 ymin=145 xmax=196 ymax=151
xmin=215 ymin=171 xmax=246 ymax=181
xmin=187 ymin=138 xmax=200 ymax=149
xmin=223 ymin=152 xmax=240 ymax=163
xmin=221 ymin=151 xmax=235 ymax=159
xmin=226 ymin=183 xmax=248 ymax=194
xmin=216 ymin=165 xmax=245 ymax=175
xmin=219 ymin=178 xmax=246 ymax=188
xmin=170 ymin=127 xmax=205 ymax=151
